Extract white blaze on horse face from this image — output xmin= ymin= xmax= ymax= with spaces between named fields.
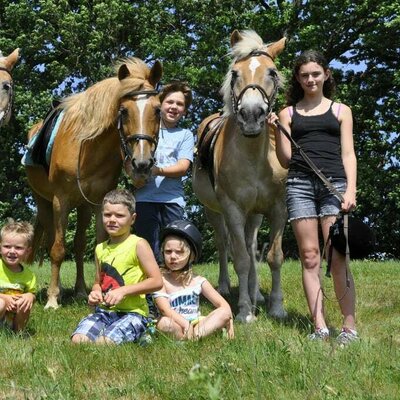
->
xmin=135 ymin=95 xmax=149 ymax=156
xmin=240 ymin=58 xmax=266 ymax=114
xmin=249 ymin=57 xmax=261 ymax=78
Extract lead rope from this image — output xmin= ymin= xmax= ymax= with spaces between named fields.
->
xmin=274 ymin=121 xmax=352 ymax=302
xmin=77 ymin=140 xmax=102 ymax=206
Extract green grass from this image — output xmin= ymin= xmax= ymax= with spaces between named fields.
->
xmin=1 ymin=260 xmax=399 ymax=399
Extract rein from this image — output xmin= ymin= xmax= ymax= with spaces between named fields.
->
xmin=0 ymin=66 xmax=14 ymax=126
xmin=77 ymin=88 xmax=159 ymax=206
xmin=275 ymin=121 xmax=351 ymax=301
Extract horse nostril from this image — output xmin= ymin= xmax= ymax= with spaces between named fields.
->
xmin=257 ymin=107 xmax=266 ymax=120
xmin=133 ymin=159 xmax=152 ymax=173
xmin=239 ymin=108 xmax=247 ymax=120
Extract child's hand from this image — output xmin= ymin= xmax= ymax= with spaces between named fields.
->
xmin=88 ymin=290 xmax=103 ymax=306
xmin=15 ymin=293 xmax=35 ymax=313
xmin=184 ymin=322 xmax=194 ymax=340
xmin=4 ymin=295 xmax=18 ymax=312
xmin=225 ymin=317 xmax=235 ymax=340
xmin=103 ymin=288 xmax=125 ymax=307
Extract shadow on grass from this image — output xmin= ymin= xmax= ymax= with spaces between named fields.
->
xmin=201 ymin=286 xmax=313 ymax=335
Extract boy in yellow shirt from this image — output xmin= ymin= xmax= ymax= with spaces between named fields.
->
xmin=71 ymin=189 xmax=162 ymax=345
xmin=0 ymin=220 xmax=36 ymax=332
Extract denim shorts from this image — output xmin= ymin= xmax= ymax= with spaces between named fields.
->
xmin=72 ymin=307 xmax=148 ymax=345
xmin=286 ymin=175 xmax=346 ymax=222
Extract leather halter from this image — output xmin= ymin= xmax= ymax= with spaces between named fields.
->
xmin=230 ymin=50 xmax=279 ymax=117
xmin=0 ymin=66 xmax=14 ymax=126
xmin=117 ymin=89 xmax=159 ymax=164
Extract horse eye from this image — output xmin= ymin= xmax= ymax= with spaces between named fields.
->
xmin=119 ymin=107 xmax=129 ymax=119
xmin=231 ymin=70 xmax=239 ymax=80
xmin=2 ymin=82 xmax=11 ymax=92
xmin=268 ymin=68 xmax=278 ymax=78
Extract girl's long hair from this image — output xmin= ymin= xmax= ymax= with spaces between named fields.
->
xmin=286 ymin=50 xmax=336 ymax=106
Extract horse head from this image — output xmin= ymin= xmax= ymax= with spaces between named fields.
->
xmin=0 ymin=48 xmax=19 ymax=127
xmin=222 ymin=30 xmax=285 ymax=136
xmin=117 ymin=60 xmax=162 ymax=183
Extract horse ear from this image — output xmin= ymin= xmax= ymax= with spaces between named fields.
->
xmin=230 ymin=30 xmax=242 ymax=47
xmin=267 ymin=38 xmax=286 ymax=59
xmin=149 ymin=60 xmax=163 ymax=87
xmin=118 ymin=64 xmax=131 ymax=81
xmin=4 ymin=48 xmax=20 ymax=71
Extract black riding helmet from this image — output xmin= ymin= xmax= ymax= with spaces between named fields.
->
xmin=161 ymin=220 xmax=202 ymax=263
xmin=329 ymin=214 xmax=376 ymax=259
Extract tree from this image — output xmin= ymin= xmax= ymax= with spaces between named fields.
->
xmin=0 ymin=0 xmax=398 ymax=259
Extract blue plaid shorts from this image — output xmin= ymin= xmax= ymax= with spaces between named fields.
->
xmin=72 ymin=307 xmax=148 ymax=345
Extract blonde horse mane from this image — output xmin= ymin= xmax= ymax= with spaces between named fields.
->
xmin=61 ymin=57 xmax=152 ymax=142
xmin=220 ymin=30 xmax=284 ymax=116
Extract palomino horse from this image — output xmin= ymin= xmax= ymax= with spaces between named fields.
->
xmin=193 ymin=30 xmax=287 ymax=322
xmin=25 ymin=57 xmax=162 ymax=309
xmin=0 ymin=48 xmax=19 ymax=127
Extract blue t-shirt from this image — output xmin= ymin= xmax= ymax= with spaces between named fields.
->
xmin=135 ymin=126 xmax=194 ymax=207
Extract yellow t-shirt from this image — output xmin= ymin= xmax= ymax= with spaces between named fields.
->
xmin=0 ymin=259 xmax=36 ymax=295
xmin=95 ymin=234 xmax=148 ymax=316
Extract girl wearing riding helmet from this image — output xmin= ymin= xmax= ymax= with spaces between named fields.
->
xmin=153 ymin=220 xmax=234 ymax=340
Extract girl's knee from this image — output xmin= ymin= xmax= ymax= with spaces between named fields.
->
xmin=301 ymin=249 xmax=320 ymax=270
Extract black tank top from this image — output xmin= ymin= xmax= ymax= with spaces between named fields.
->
xmin=288 ymin=102 xmax=346 ymax=179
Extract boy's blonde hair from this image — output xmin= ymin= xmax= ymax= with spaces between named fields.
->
xmin=0 ymin=219 xmax=34 ymax=247
xmin=161 ymin=235 xmax=195 ymax=287
xmin=102 ymin=188 xmax=136 ymax=214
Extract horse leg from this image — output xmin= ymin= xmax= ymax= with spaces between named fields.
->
xmin=45 ymin=195 xmax=69 ymax=309
xmin=222 ymin=204 xmax=255 ymax=323
xmin=245 ymin=214 xmax=264 ymax=307
xmin=73 ymin=205 xmax=92 ymax=299
xmin=265 ymin=204 xmax=287 ymax=319
xmin=94 ymin=206 xmax=107 ymax=243
xmin=28 ymin=193 xmax=54 ymax=265
xmin=205 ymin=207 xmax=231 ymax=296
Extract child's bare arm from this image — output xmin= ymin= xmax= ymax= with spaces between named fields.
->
xmin=155 ymin=295 xmax=190 ymax=333
xmin=201 ymin=280 xmax=234 ymax=339
xmin=88 ymin=254 xmax=103 ymax=306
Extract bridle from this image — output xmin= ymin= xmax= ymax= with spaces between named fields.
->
xmin=117 ymin=88 xmax=159 ymax=166
xmin=77 ymin=88 xmax=160 ymax=206
xmin=0 ymin=66 xmax=14 ymax=127
xmin=230 ymin=50 xmax=280 ymax=117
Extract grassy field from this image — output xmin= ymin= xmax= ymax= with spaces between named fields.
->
xmin=0 ymin=259 xmax=399 ymax=400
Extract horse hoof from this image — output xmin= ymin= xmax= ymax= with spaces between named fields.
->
xmin=44 ymin=300 xmax=60 ymax=310
xmin=235 ymin=313 xmax=257 ymax=323
xmin=268 ymin=308 xmax=287 ymax=319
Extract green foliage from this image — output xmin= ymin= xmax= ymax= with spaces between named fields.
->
xmin=0 ymin=0 xmax=398 ymax=259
